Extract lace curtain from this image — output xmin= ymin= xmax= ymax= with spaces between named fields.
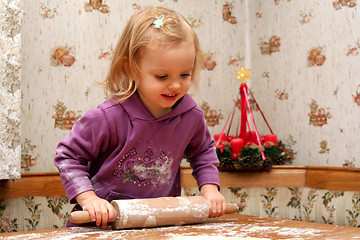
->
xmin=0 ymin=1 xmax=22 ymax=179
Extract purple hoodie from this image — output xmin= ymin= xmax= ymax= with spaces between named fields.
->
xmin=54 ymin=92 xmax=220 ymax=226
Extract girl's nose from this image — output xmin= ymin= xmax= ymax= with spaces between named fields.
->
xmin=168 ymin=79 xmax=181 ymax=91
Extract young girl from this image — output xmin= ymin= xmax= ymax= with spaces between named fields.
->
xmin=54 ymin=6 xmax=226 ymax=229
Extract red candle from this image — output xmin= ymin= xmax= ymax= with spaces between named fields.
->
xmin=262 ymin=134 xmax=277 ymax=146
xmin=214 ymin=133 xmax=227 ymax=142
xmin=230 ymin=138 xmax=245 ymax=154
xmin=239 ymin=84 xmax=248 ymax=142
xmin=227 ymin=135 xmax=235 ymax=141
xmin=247 ymin=131 xmax=257 ymax=143
xmin=214 ymin=133 xmax=227 ymax=149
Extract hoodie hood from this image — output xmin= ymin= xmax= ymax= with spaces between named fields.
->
xmin=119 ymin=92 xmax=198 ymax=121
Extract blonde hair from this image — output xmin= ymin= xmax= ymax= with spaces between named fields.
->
xmin=103 ymin=6 xmax=204 ymax=101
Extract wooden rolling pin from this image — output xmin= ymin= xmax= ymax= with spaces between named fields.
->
xmin=69 ymin=196 xmax=239 ymax=229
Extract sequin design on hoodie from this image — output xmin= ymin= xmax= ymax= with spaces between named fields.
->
xmin=113 ymin=147 xmax=173 ymax=187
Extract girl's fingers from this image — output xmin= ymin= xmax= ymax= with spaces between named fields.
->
xmin=86 ymin=206 xmax=96 ymax=222
xmin=213 ymin=201 xmax=220 ymax=217
xmin=222 ymin=201 xmax=227 ymax=216
xmin=209 ymin=200 xmax=218 ymax=218
xmin=214 ymin=201 xmax=222 ymax=217
xmin=95 ymin=207 xmax=102 ymax=227
xmin=107 ymin=203 xmax=115 ymax=222
xmin=209 ymin=198 xmax=226 ymax=218
xmin=79 ymin=195 xmax=114 ymax=228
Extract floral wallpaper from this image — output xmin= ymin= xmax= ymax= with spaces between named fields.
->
xmin=184 ymin=186 xmax=360 ymax=228
xmin=2 ymin=186 xmax=360 ymax=232
xmin=249 ymin=0 xmax=360 ymax=167
xmin=0 ymin=0 xmax=22 ymax=179
xmin=7 ymin=0 xmax=358 ymax=174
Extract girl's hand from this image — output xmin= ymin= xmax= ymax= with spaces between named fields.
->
xmin=199 ymin=184 xmax=226 ymax=218
xmin=75 ymin=190 xmax=115 ymax=229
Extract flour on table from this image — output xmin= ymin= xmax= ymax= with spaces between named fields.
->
xmin=170 ymin=237 xmax=304 ymax=240
xmin=169 ymin=237 xmax=269 ymax=240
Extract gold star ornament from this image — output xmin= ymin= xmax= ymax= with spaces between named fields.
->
xmin=235 ymin=66 xmax=251 ymax=83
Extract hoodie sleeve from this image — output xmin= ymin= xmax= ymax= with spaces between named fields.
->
xmin=185 ymin=108 xmax=220 ymax=190
xmin=54 ymin=107 xmax=111 ymax=203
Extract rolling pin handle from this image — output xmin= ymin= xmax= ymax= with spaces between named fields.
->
xmin=225 ymin=203 xmax=239 ymax=214
xmin=69 ymin=209 xmax=118 ymax=224
xmin=69 ymin=211 xmax=92 ymax=224
xmin=69 ymin=210 xmax=117 ymax=224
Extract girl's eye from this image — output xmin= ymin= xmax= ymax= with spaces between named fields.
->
xmin=156 ymin=75 xmax=168 ymax=80
xmin=181 ymin=73 xmax=191 ymax=78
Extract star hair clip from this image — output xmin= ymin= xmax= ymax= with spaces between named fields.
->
xmin=153 ymin=14 xmax=165 ymax=28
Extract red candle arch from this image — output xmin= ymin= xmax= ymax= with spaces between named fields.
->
xmin=214 ymin=66 xmax=280 ymax=167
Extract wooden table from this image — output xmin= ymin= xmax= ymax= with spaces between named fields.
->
xmin=1 ymin=214 xmax=360 ymax=239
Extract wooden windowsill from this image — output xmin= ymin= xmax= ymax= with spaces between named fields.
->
xmin=181 ymin=165 xmax=360 ymax=191
xmin=1 ymin=166 xmax=360 ymax=199
xmin=0 ymin=172 xmax=65 ymax=199
xmin=181 ymin=165 xmax=307 ymax=188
